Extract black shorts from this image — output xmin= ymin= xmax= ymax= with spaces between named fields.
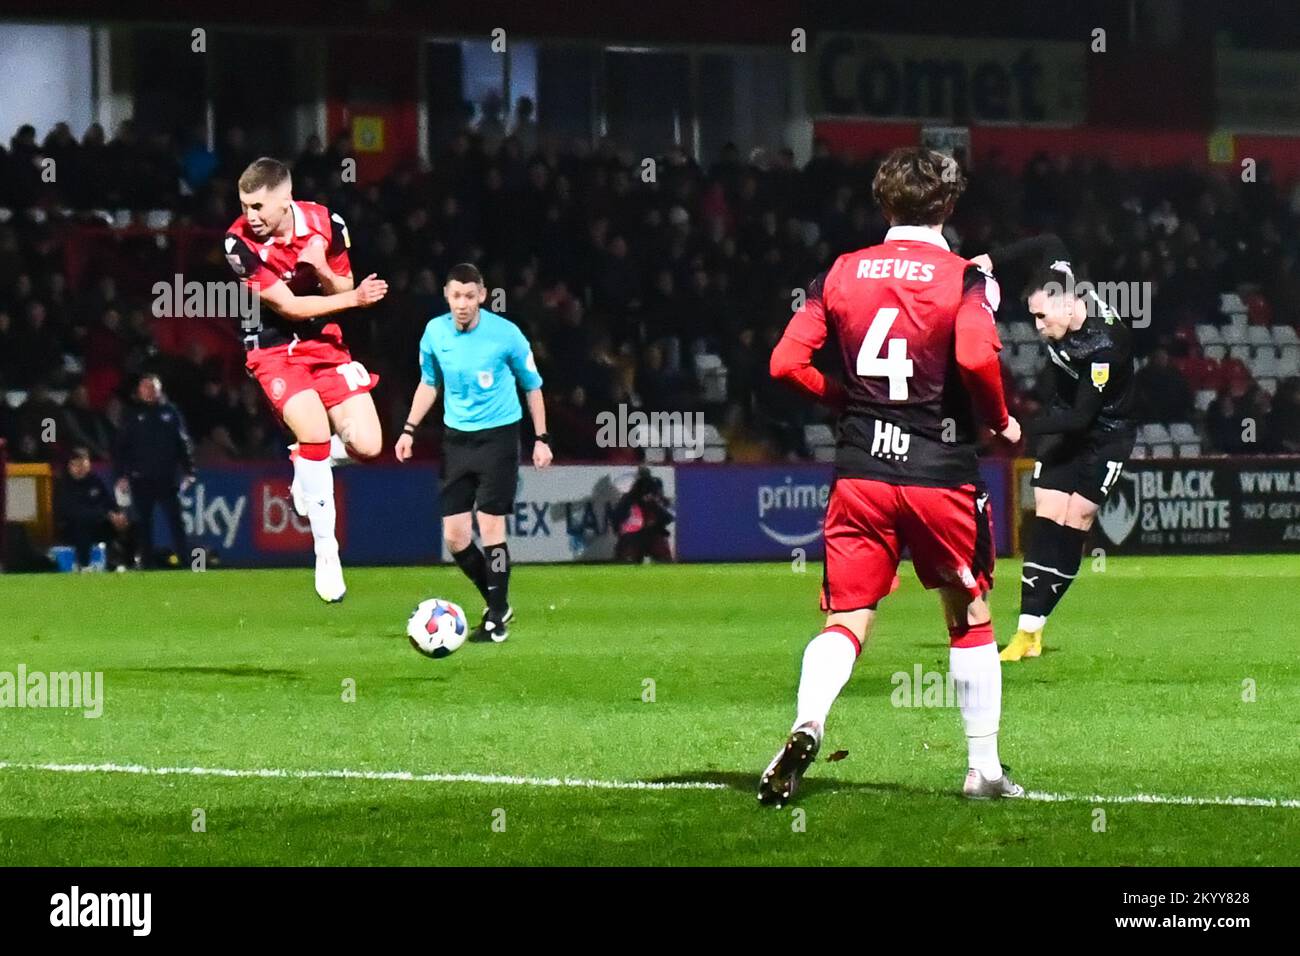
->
xmin=441 ymin=422 xmax=520 ymax=517
xmin=1031 ymin=428 xmax=1136 ymax=504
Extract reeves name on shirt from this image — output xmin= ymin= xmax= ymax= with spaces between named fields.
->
xmin=856 ymin=258 xmax=936 ymax=282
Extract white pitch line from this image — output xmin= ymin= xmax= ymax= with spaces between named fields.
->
xmin=0 ymin=761 xmax=1297 ymax=809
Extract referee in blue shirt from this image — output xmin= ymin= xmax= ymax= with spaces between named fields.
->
xmin=395 ymin=263 xmax=552 ymax=642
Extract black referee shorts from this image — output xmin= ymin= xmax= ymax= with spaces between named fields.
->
xmin=441 ymin=422 xmax=520 ymax=517
xmin=1031 ymin=427 xmax=1136 ymax=504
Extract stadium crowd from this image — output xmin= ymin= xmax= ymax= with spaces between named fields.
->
xmin=3 ymin=114 xmax=1300 ymax=475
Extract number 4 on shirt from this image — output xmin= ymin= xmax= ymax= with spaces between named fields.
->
xmin=856 ymin=307 xmax=914 ymax=400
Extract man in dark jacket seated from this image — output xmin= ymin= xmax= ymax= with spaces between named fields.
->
xmin=54 ymin=447 xmax=133 ymax=570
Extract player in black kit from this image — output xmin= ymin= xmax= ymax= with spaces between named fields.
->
xmin=971 ymin=235 xmax=1136 ymax=661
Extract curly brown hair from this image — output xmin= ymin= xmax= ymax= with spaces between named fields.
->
xmin=871 ymin=147 xmax=966 ymax=227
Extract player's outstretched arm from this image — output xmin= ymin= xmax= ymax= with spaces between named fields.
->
xmin=395 ymin=383 xmax=439 ymax=462
xmin=975 ymin=233 xmax=1071 ymax=273
xmin=257 ymin=274 xmax=387 ymax=322
xmin=955 ymin=266 xmax=1013 ymax=437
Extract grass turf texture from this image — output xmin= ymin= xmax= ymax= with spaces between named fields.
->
xmin=0 ymin=556 xmax=1295 ymax=866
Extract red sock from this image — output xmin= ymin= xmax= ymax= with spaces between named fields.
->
xmin=298 ymin=441 xmax=330 ymax=462
xmin=948 ymin=620 xmax=995 ymax=649
xmin=823 ymin=623 xmax=862 ymax=657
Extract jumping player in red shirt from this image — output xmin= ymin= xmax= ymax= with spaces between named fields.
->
xmin=223 ymin=158 xmax=389 ymax=602
xmin=758 ymin=147 xmax=1024 ymax=805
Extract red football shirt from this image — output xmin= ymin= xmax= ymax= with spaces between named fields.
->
xmin=771 ymin=226 xmax=1007 ymax=487
xmin=223 ymin=200 xmax=354 ymax=348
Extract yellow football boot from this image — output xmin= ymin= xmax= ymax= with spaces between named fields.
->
xmin=999 ymin=628 xmax=1043 ymax=662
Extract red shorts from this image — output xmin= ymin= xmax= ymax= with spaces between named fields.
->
xmin=245 ymin=331 xmax=379 ymax=417
xmin=821 ymin=478 xmax=995 ymax=612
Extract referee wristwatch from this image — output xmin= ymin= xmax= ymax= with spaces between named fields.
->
xmin=536 ymin=433 xmax=552 ymax=446
xmin=402 ymin=421 xmax=418 ymax=437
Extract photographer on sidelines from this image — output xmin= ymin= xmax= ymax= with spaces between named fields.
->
xmin=613 ymin=466 xmax=674 ymax=563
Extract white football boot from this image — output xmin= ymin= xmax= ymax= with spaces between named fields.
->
xmin=315 ymin=550 xmax=347 ymax=603
xmin=962 ymin=767 xmax=1026 ymax=800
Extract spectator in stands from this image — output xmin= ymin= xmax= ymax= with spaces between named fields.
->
xmin=1268 ymin=379 xmax=1300 ymax=453
xmin=113 ymin=374 xmax=194 ymax=568
xmin=1134 ymin=345 xmax=1194 ymax=424
xmin=54 ymin=447 xmax=133 ymax=570
xmin=7 ymin=117 xmax=1300 ymax=463
xmin=13 ymin=301 xmax=65 ymax=388
xmin=61 ymin=383 xmax=116 ymax=462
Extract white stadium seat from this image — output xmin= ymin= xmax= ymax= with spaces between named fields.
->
xmin=1273 ymin=325 xmax=1299 ymax=346
xmin=1219 ymin=293 xmax=1246 ymax=314
xmin=1170 ymin=422 xmax=1197 ymax=442
xmin=5 ymin=390 xmax=28 ymax=409
xmin=1130 ymin=444 xmax=1149 ymax=460
xmin=1229 ymin=344 xmax=1252 ymax=362
xmin=1140 ymin=423 xmax=1171 ymax=444
xmin=813 ymin=446 xmax=836 ymax=463
xmin=1196 ymin=324 xmax=1222 ymax=345
xmin=1258 ymin=378 xmax=1279 ymax=395
xmin=1222 ymin=324 xmax=1248 ymax=345
xmin=803 ymin=424 xmax=834 ymax=448
xmin=1251 ymin=351 xmax=1279 ymax=377
xmin=1247 ymin=325 xmax=1273 ymax=346
xmin=1177 ymin=442 xmax=1202 ymax=458
xmin=1150 ymin=443 xmax=1175 ymax=459
xmin=1195 ymin=389 xmax=1217 ymax=412
xmin=1205 ymin=344 xmax=1227 ymax=361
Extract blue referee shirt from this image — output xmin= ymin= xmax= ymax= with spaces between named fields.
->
xmin=418 ymin=309 xmax=543 ymax=431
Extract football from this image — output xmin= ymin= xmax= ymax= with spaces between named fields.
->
xmin=406 ymin=599 xmax=469 ymax=658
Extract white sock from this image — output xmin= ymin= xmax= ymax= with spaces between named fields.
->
xmin=793 ymin=628 xmax=859 ymax=735
xmin=950 ymin=642 xmax=1003 ymax=778
xmin=1018 ymin=613 xmax=1046 ymax=633
xmin=293 ymin=454 xmax=337 ymax=557
xmin=329 ymin=434 xmax=352 ymax=466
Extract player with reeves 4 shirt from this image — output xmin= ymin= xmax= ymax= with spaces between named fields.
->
xmin=968 ymin=237 xmax=1136 ymax=662
xmin=395 ymin=263 xmax=552 ymax=643
xmin=761 ymin=147 xmax=1023 ymax=806
xmin=224 ymin=158 xmax=389 ymax=603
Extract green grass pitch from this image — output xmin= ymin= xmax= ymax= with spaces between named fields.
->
xmin=0 ymin=555 xmax=1296 ymax=866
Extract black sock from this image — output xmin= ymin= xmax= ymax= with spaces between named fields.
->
xmin=483 ymin=542 xmax=511 ymax=616
xmin=1020 ymin=517 xmax=1087 ymax=619
xmin=451 ymin=544 xmax=490 ymax=603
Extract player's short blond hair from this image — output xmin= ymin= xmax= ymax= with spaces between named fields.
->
xmin=238 ymin=157 xmax=291 ymax=195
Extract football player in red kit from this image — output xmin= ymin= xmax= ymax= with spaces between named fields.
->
xmin=224 ymin=158 xmax=388 ymax=602
xmin=758 ymin=147 xmax=1024 ymax=805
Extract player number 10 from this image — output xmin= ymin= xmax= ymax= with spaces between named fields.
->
xmin=335 ymin=361 xmax=370 ymax=392
xmin=856 ymin=307 xmax=915 ymax=400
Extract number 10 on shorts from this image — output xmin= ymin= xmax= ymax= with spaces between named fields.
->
xmin=336 ymin=361 xmax=371 ymax=392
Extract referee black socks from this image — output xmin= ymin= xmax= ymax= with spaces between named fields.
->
xmin=451 ymin=544 xmax=491 ymax=604
xmin=483 ymin=543 xmax=511 ymax=617
xmin=1020 ymin=517 xmax=1087 ymax=619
